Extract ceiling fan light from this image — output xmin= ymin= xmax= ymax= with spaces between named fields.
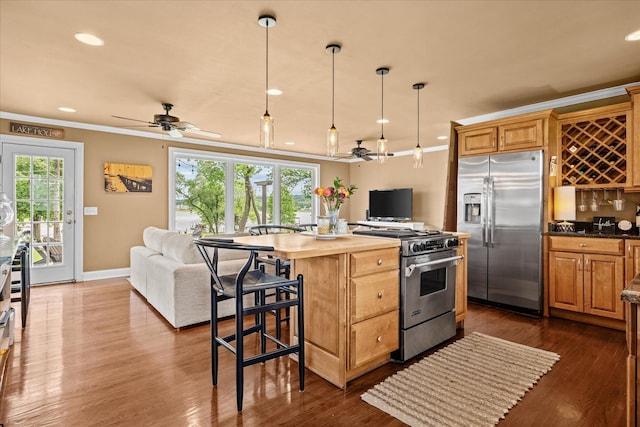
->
xmin=168 ymin=128 xmax=182 ymax=138
xmin=327 ymin=125 xmax=339 ymax=156
xmin=260 ymin=111 xmax=274 ymax=149
xmin=377 ymin=137 xmax=388 ymax=164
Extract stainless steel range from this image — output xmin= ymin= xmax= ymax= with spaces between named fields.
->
xmin=353 ymin=228 xmax=462 ymax=362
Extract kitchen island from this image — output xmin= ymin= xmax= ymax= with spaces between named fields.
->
xmin=621 ymin=273 xmax=640 ymax=427
xmin=232 ymin=232 xmax=400 ymax=388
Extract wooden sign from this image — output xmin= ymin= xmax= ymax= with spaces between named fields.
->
xmin=9 ymin=122 xmax=64 ymax=139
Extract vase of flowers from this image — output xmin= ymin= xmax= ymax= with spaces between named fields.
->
xmin=314 ymin=177 xmax=357 ymax=234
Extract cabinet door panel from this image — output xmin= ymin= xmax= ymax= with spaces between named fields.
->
xmin=455 ymin=241 xmax=468 ymax=324
xmin=549 ymin=251 xmax=583 ymax=311
xmin=584 ymin=254 xmax=624 ymax=320
xmin=499 ymin=119 xmax=543 ymax=151
xmin=627 ymin=241 xmax=640 ymax=284
xmin=458 ymin=127 xmax=497 ymax=156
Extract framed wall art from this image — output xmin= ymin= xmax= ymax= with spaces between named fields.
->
xmin=104 ymin=163 xmax=152 ymax=192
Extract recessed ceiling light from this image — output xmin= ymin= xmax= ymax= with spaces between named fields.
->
xmin=267 ymin=88 xmax=282 ymax=95
xmin=376 ymin=118 xmax=389 ymax=124
xmin=74 ymin=32 xmax=104 ymax=46
xmin=58 ymin=107 xmax=76 ymax=113
xmin=625 ymin=29 xmax=640 ymax=41
xmin=437 ymin=135 xmax=448 ymax=140
xmin=284 ymin=141 xmax=295 ymax=145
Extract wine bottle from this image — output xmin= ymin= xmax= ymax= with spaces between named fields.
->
xmin=637 ymin=203 xmax=640 ymax=235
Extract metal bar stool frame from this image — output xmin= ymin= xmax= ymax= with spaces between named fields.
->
xmin=194 ymin=238 xmax=305 ymax=412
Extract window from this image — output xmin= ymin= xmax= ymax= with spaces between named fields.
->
xmin=169 ymin=147 xmax=318 ymax=235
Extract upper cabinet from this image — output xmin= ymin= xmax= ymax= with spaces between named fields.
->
xmin=457 ymin=110 xmax=556 ymax=157
xmin=557 ymin=103 xmax=632 ymax=189
xmin=628 ymin=85 xmax=640 ymax=188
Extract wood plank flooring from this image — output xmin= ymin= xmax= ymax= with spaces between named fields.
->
xmin=0 ymin=278 xmax=627 ymax=426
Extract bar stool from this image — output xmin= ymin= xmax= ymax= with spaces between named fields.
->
xmin=194 ymin=238 xmax=305 ymax=412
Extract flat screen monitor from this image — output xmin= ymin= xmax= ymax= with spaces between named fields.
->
xmin=368 ymin=188 xmax=413 ymax=221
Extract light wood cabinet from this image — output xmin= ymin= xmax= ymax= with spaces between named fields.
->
xmin=549 ymin=236 xmax=625 ymax=321
xmin=626 ymin=85 xmax=639 ymax=188
xmin=457 ymin=111 xmax=554 ymax=157
xmin=627 ymin=240 xmax=640 ymax=284
xmin=348 ymin=249 xmax=399 ymax=371
xmin=455 ymin=238 xmax=468 ymax=327
xmin=290 ymin=245 xmax=399 ymax=388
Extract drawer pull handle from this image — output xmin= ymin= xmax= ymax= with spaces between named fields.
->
xmin=579 ymin=243 xmax=586 ymax=247
xmin=377 ymin=336 xmax=382 ymax=342
xmin=377 ymin=259 xmax=382 ymax=265
xmin=377 ymin=291 xmax=383 ymax=299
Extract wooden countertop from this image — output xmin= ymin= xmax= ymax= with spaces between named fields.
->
xmin=231 ymin=233 xmax=400 ymax=260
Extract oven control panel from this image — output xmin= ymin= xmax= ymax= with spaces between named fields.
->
xmin=405 ymin=236 xmax=458 ymax=255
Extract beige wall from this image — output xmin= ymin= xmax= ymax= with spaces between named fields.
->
xmin=349 ymin=149 xmax=449 ymax=229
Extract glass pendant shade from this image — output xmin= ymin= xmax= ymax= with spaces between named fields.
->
xmin=377 ymin=137 xmax=388 ymax=164
xmin=260 ymin=111 xmax=274 ymax=149
xmin=327 ymin=125 xmax=338 ymax=156
xmin=413 ymin=145 xmax=423 ymax=168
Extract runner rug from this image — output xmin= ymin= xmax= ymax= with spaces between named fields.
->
xmin=361 ymin=332 xmax=560 ymax=427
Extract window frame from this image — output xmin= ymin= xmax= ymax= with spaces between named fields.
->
xmin=168 ymin=147 xmax=319 ymax=233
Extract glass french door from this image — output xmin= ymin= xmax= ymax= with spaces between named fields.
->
xmin=2 ymin=142 xmax=76 ymax=284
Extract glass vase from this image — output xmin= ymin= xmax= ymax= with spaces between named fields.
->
xmin=323 ymin=203 xmax=341 ymax=234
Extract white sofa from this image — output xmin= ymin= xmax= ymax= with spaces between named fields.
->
xmin=129 ymin=227 xmax=248 ymax=328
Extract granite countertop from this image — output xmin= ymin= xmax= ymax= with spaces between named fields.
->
xmin=547 ymin=231 xmax=640 ymax=240
xmin=622 ymin=274 xmax=640 ymax=304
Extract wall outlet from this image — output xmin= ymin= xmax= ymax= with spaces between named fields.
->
xmin=84 ymin=207 xmax=98 ymax=215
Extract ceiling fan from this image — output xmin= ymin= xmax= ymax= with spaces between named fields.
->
xmin=112 ymin=103 xmax=221 ymax=139
xmin=334 ymin=140 xmax=395 ymax=161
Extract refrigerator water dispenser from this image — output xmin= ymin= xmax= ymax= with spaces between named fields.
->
xmin=463 ymin=193 xmax=481 ymax=224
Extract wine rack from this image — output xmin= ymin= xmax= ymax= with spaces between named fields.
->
xmin=560 ymin=109 xmax=629 ymax=187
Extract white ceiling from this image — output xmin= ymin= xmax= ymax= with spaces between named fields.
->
xmin=1 ymin=1 xmax=639 ymax=157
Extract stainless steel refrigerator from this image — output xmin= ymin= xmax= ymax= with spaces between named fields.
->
xmin=457 ymin=150 xmax=543 ymax=313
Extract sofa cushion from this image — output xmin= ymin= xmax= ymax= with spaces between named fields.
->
xmin=143 ymin=227 xmax=175 ymax=253
xmin=162 ymin=232 xmax=202 ymax=264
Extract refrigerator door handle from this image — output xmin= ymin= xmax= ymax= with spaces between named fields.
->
xmin=488 ymin=176 xmax=496 ymax=248
xmin=481 ymin=177 xmax=489 ymax=247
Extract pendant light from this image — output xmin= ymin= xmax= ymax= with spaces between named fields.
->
xmin=258 ymin=15 xmax=276 ymax=149
xmin=413 ymin=83 xmax=425 ymax=168
xmin=326 ymin=43 xmax=341 ymax=156
xmin=376 ymin=67 xmax=390 ymax=163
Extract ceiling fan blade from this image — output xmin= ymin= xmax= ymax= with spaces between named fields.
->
xmin=362 ymin=155 xmax=374 ymax=161
xmin=112 ymin=115 xmax=156 ymax=125
xmin=184 ymin=128 xmax=222 ymax=139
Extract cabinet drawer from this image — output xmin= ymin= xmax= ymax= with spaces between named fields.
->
xmin=549 ymin=236 xmax=623 ymax=255
xmin=350 ymin=310 xmax=399 ymax=369
xmin=350 ymin=248 xmax=399 ymax=277
xmin=350 ymin=269 xmax=399 ymax=323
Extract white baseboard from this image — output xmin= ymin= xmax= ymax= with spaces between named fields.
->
xmin=81 ymin=268 xmax=130 ymax=282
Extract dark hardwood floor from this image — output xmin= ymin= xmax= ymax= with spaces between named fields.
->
xmin=0 ymin=278 xmax=627 ymax=426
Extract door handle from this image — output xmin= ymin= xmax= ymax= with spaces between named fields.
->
xmin=66 ymin=219 xmax=73 ymax=224
xmin=405 ymin=255 xmax=464 ymax=277
xmin=481 ymin=177 xmax=488 ymax=247
xmin=488 ymin=177 xmax=495 ymax=248
xmin=66 ymin=209 xmax=73 ymax=215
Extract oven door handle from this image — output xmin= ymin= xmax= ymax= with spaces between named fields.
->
xmin=404 ymin=255 xmax=464 ymax=277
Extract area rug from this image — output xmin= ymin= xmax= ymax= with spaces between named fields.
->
xmin=361 ymin=332 xmax=560 ymax=427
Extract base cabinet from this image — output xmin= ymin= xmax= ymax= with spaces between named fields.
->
xmin=549 ymin=237 xmax=625 ymax=321
xmin=292 ymin=247 xmax=399 ymax=388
